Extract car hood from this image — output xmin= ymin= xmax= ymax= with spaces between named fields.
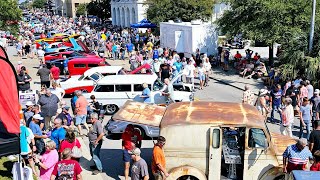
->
xmin=270 ymin=132 xmax=296 ymax=156
xmin=60 ymin=76 xmax=82 ymax=88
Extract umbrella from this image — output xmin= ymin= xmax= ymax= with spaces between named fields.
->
xmin=130 ymin=19 xmax=157 ymax=28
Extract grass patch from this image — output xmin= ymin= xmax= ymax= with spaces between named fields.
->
xmin=0 ymin=156 xmax=14 ymax=180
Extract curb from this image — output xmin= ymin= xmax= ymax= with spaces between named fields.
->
xmin=77 ymin=137 xmax=104 ymax=180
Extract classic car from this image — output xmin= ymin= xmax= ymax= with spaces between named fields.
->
xmin=60 ymin=66 xmax=122 ymax=95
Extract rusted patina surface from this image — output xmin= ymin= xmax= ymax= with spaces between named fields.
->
xmin=161 ymin=101 xmax=265 ymax=128
xmin=112 ymin=101 xmax=166 ymax=127
xmin=270 ymin=132 xmax=297 ymax=156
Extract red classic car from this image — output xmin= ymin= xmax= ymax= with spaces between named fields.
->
xmin=44 ymin=51 xmax=98 ymax=61
xmin=67 ymin=57 xmax=109 ymax=77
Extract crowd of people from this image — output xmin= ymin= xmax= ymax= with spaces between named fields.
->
xmin=13 ymin=7 xmax=320 ymax=179
xmin=242 ymin=77 xmax=320 ymax=173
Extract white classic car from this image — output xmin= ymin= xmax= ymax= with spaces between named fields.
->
xmin=83 ymin=72 xmax=194 ymax=115
xmin=60 ymin=66 xmax=122 ymax=95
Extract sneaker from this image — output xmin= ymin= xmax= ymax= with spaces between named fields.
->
xmin=92 ymin=170 xmax=102 ymax=175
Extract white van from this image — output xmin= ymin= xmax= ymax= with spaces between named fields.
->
xmin=60 ymin=66 xmax=122 ymax=95
xmin=84 ymin=72 xmax=193 ymax=114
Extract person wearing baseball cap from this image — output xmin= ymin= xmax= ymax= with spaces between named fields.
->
xmin=129 ymin=148 xmax=149 ymax=180
xmin=57 ymin=105 xmax=72 ymax=127
xmin=152 ymin=136 xmax=169 ymax=179
xmin=24 ymin=101 xmax=34 ymax=123
xmin=30 ymin=114 xmax=47 ymax=154
xmin=310 ymin=89 xmax=320 ymax=120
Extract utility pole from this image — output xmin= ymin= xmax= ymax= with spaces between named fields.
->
xmin=309 ymin=0 xmax=316 ymax=53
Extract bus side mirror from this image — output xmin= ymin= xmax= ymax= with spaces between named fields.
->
xmin=212 ymin=129 xmax=220 ymax=148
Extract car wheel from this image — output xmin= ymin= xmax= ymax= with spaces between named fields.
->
xmin=134 ymin=126 xmax=145 ymax=139
xmin=236 ymin=44 xmax=239 ymax=49
xmin=104 ymin=104 xmax=118 ymax=115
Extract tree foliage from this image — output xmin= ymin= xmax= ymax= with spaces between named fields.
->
xmin=217 ymin=0 xmax=310 ymax=45
xmin=76 ymin=4 xmax=87 ymax=16
xmin=217 ymin=0 xmax=320 ymax=81
xmin=32 ymin=0 xmax=46 ymax=9
xmin=0 ymin=0 xmax=22 ymax=34
xmin=146 ymin=0 xmax=215 ymax=25
xmin=87 ymin=0 xmax=111 ymax=19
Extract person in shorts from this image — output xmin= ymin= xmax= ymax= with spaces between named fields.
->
xmin=75 ymin=91 xmax=89 ymax=136
xmin=122 ymin=124 xmax=134 ymax=180
xmin=62 ymin=55 xmax=69 ymax=78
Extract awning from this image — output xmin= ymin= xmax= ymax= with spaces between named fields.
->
xmin=0 ymin=47 xmax=20 ymax=134
xmin=130 ymin=19 xmax=157 ymax=29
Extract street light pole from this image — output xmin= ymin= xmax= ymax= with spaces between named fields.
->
xmin=309 ymin=0 xmax=316 ymax=53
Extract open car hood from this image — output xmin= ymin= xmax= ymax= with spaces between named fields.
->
xmin=112 ymin=101 xmax=166 ymax=127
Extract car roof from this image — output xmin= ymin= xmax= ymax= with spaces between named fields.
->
xmin=161 ymin=101 xmax=265 ymax=128
xmin=84 ymin=66 xmax=122 ymax=76
xmin=68 ymin=58 xmax=103 ymax=63
xmin=97 ymin=74 xmax=158 ymax=85
xmin=50 ymin=42 xmax=63 ymax=46
xmin=60 ymin=51 xmax=74 ymax=54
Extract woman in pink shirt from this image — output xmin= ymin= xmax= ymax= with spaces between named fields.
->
xmin=299 ymin=81 xmax=309 ymax=105
xmin=136 ymin=51 xmax=143 ymax=65
xmin=34 ymin=140 xmax=59 ymax=180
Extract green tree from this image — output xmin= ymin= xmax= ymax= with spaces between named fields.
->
xmin=217 ymin=0 xmax=320 ymax=81
xmin=76 ymin=4 xmax=87 ymax=16
xmin=32 ymin=0 xmax=46 ymax=9
xmin=87 ymin=0 xmax=111 ymax=19
xmin=0 ymin=0 xmax=22 ymax=34
xmin=146 ymin=0 xmax=215 ymax=25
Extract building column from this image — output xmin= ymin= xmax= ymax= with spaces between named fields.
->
xmin=121 ymin=8 xmax=125 ymax=27
xmin=111 ymin=7 xmax=115 ymax=25
xmin=124 ymin=7 xmax=128 ymax=27
xmin=117 ymin=7 xmax=120 ymax=26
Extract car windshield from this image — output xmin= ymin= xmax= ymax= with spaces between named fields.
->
xmin=89 ymin=73 xmax=101 ymax=81
xmin=250 ymin=128 xmax=267 ymax=148
xmin=153 ymin=79 xmax=164 ymax=91
xmin=70 ymin=52 xmax=82 ymax=57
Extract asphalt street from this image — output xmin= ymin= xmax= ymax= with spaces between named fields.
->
xmin=7 ymin=46 xmax=303 ymax=179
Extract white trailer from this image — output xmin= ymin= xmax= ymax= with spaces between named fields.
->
xmin=160 ymin=21 xmax=218 ymax=57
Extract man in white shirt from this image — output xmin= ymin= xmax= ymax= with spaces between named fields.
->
xmin=50 ymin=82 xmax=65 ymax=101
xmin=153 ymin=59 xmax=161 ymax=77
xmin=184 ymin=60 xmax=196 ymax=89
xmin=37 ymin=47 xmax=45 ymax=65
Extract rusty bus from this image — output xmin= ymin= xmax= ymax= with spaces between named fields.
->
xmin=113 ymin=101 xmax=297 ymax=180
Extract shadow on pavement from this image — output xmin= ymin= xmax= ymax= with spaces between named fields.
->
xmin=80 ymin=156 xmax=92 ymax=171
xmin=100 ymin=148 xmax=153 ymax=180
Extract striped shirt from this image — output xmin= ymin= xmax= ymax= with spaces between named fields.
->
xmin=283 ymin=144 xmax=312 ymax=164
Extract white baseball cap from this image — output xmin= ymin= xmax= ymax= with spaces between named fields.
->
xmin=25 ymin=101 xmax=34 ymax=106
xmin=33 ymin=114 xmax=43 ymax=120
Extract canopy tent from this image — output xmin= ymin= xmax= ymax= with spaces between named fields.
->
xmin=0 ymin=45 xmax=20 ymax=157
xmin=130 ymin=19 xmax=157 ymax=28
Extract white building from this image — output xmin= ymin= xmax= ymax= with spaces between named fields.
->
xmin=110 ymin=0 xmax=148 ymax=27
xmin=55 ymin=0 xmax=92 ymax=17
xmin=160 ymin=21 xmax=218 ymax=57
